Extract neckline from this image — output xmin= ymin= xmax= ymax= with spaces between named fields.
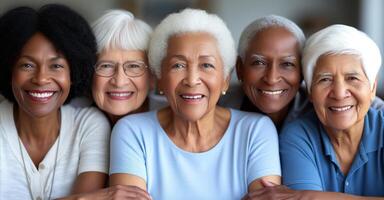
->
xmin=1 ymin=101 xmax=66 ymax=172
xmin=154 ymin=108 xmax=234 ymax=156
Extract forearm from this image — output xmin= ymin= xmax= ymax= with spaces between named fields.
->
xmin=300 ymin=190 xmax=384 ymax=200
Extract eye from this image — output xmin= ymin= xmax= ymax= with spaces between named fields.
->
xmin=21 ymin=63 xmax=34 ymax=69
xmin=250 ymin=59 xmax=266 ymax=66
xmin=281 ymin=62 xmax=295 ymax=68
xmin=318 ymin=77 xmax=332 ymax=83
xmin=347 ymin=76 xmax=359 ymax=81
xmin=126 ymin=63 xmax=141 ymax=68
xmin=51 ymin=64 xmax=64 ymax=69
xmin=201 ymin=63 xmax=214 ymax=69
xmin=97 ymin=63 xmax=114 ymax=69
xmin=172 ymin=63 xmax=185 ymax=69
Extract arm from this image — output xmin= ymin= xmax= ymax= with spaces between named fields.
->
xmin=247 ymin=116 xmax=282 ymax=192
xmin=109 ymin=173 xmax=147 ymax=190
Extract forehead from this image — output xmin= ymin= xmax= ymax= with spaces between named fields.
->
xmin=167 ymin=32 xmax=219 ymax=54
xmin=98 ymin=48 xmax=146 ymax=60
xmin=20 ymin=33 xmax=58 ymax=55
xmin=314 ymin=54 xmax=364 ymax=74
xmin=247 ymin=27 xmax=299 ymax=54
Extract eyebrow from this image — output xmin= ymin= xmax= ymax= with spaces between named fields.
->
xmin=20 ymin=55 xmax=64 ymax=62
xmin=249 ymin=54 xmax=266 ymax=60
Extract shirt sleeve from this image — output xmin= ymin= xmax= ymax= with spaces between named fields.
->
xmin=109 ymin=117 xmax=147 ymax=182
xmin=279 ymin=122 xmax=323 ymax=191
xmin=78 ymin=108 xmax=111 ymax=174
xmin=247 ymin=116 xmax=281 ymax=185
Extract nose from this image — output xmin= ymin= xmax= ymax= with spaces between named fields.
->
xmin=330 ymin=79 xmax=351 ymax=100
xmin=183 ymin=65 xmax=201 ymax=87
xmin=110 ymin=65 xmax=131 ymax=87
xmin=263 ymin=64 xmax=281 ymax=85
xmin=31 ymin=66 xmax=51 ymax=85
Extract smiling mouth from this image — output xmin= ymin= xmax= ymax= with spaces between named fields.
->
xmin=258 ymin=89 xmax=287 ymax=95
xmin=28 ymin=91 xmax=55 ymax=98
xmin=108 ymin=92 xmax=133 ymax=97
xmin=329 ymin=105 xmax=353 ymax=112
xmin=180 ymin=94 xmax=204 ymax=99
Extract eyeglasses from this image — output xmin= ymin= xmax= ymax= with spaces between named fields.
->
xmin=94 ymin=61 xmax=148 ymax=77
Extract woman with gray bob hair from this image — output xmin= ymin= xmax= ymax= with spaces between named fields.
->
xmin=110 ymin=8 xmax=281 ymax=200
xmin=91 ymin=9 xmax=153 ymax=126
xmin=249 ymin=24 xmax=384 ymax=199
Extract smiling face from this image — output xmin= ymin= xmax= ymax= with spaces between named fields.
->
xmin=158 ymin=32 xmax=229 ymax=122
xmin=92 ymin=49 xmax=150 ymax=118
xmin=12 ymin=33 xmax=71 ymax=118
xmin=310 ymin=54 xmax=375 ymax=133
xmin=237 ymin=27 xmax=301 ymax=115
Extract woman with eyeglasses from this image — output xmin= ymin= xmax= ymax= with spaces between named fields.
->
xmin=91 ymin=9 xmax=153 ymax=125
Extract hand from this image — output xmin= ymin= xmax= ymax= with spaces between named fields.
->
xmin=60 ymin=185 xmax=152 ymax=200
xmin=242 ymin=181 xmax=300 ymax=200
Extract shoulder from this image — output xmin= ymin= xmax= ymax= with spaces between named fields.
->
xmin=229 ymin=109 xmax=277 ymax=140
xmin=112 ymin=110 xmax=159 ymax=139
xmin=280 ymin=110 xmax=321 ymax=143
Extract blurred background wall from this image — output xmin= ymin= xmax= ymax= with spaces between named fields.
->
xmin=1 ymin=0 xmax=383 ymax=96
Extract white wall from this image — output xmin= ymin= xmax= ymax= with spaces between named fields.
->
xmin=0 ymin=0 xmax=118 ymax=22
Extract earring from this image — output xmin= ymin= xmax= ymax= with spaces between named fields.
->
xmin=239 ymin=79 xmax=243 ymax=83
xmin=221 ymin=91 xmax=226 ymax=95
xmin=159 ymin=90 xmax=164 ymax=95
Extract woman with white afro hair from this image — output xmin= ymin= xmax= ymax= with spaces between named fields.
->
xmin=110 ymin=8 xmax=281 ymax=200
xmin=251 ymin=24 xmax=384 ymax=199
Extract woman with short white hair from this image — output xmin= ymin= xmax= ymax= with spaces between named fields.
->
xmin=245 ymin=24 xmax=384 ymax=199
xmin=109 ymin=8 xmax=281 ymax=200
xmin=91 ymin=9 xmax=153 ymax=125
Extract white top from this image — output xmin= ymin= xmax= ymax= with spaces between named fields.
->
xmin=110 ymin=109 xmax=281 ymax=200
xmin=0 ymin=100 xmax=110 ymax=200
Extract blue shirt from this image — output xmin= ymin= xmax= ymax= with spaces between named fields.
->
xmin=110 ymin=109 xmax=281 ymax=200
xmin=280 ymin=108 xmax=384 ymax=196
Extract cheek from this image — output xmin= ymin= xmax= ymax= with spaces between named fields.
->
xmin=242 ymin=68 xmax=263 ymax=84
xmin=92 ymin=77 xmax=109 ymax=105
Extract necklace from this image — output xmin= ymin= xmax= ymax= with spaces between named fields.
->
xmin=18 ymin=134 xmax=60 ymax=200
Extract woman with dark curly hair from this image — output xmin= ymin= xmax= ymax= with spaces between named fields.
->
xmin=0 ymin=4 xmax=111 ymax=200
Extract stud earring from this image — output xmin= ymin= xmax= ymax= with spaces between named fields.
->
xmin=221 ymin=91 xmax=226 ymax=95
xmin=159 ymin=90 xmax=164 ymax=95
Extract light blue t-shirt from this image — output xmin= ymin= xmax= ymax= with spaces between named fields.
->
xmin=110 ymin=109 xmax=281 ymax=200
xmin=280 ymin=108 xmax=384 ymax=196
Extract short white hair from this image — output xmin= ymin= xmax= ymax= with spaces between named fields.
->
xmin=302 ymin=24 xmax=382 ymax=93
xmin=148 ymin=8 xmax=236 ymax=78
xmin=238 ymin=15 xmax=305 ymax=60
xmin=92 ymin=9 xmax=152 ymax=53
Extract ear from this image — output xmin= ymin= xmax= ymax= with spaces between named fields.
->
xmin=222 ymin=73 xmax=231 ymax=92
xmin=235 ymin=56 xmax=243 ymax=82
xmin=148 ymin=72 xmax=156 ymax=91
xmin=371 ymin=78 xmax=378 ymax=102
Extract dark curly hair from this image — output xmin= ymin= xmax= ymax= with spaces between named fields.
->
xmin=0 ymin=4 xmax=97 ymax=103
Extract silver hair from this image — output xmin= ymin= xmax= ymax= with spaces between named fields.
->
xmin=238 ymin=15 xmax=305 ymax=61
xmin=148 ymin=8 xmax=236 ymax=78
xmin=302 ymin=24 xmax=382 ymax=93
xmin=92 ymin=9 xmax=152 ymax=53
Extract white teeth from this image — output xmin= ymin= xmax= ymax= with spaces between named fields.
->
xmin=261 ymin=90 xmax=284 ymax=95
xmin=330 ymin=105 xmax=352 ymax=112
xmin=109 ymin=92 xmax=133 ymax=97
xmin=181 ymin=95 xmax=203 ymax=99
xmin=29 ymin=92 xmax=54 ymax=98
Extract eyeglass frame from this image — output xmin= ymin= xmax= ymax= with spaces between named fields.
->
xmin=94 ymin=60 xmax=148 ymax=77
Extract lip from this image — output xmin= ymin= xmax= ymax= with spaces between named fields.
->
xmin=328 ymin=105 xmax=354 ymax=112
xmin=26 ymin=90 xmax=56 ymax=103
xmin=179 ymin=93 xmax=205 ymax=104
xmin=106 ymin=91 xmax=134 ymax=100
xmin=257 ymin=89 xmax=287 ymax=96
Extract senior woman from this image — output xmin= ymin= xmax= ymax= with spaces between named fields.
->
xmin=110 ymin=8 xmax=281 ymax=200
xmin=0 ymin=5 xmax=110 ymax=200
xmin=244 ymin=25 xmax=384 ymax=199
xmin=91 ymin=9 xmax=153 ymax=125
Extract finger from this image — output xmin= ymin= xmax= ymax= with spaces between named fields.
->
xmin=261 ymin=178 xmax=277 ymax=187
xmin=111 ymin=185 xmax=152 ymax=200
